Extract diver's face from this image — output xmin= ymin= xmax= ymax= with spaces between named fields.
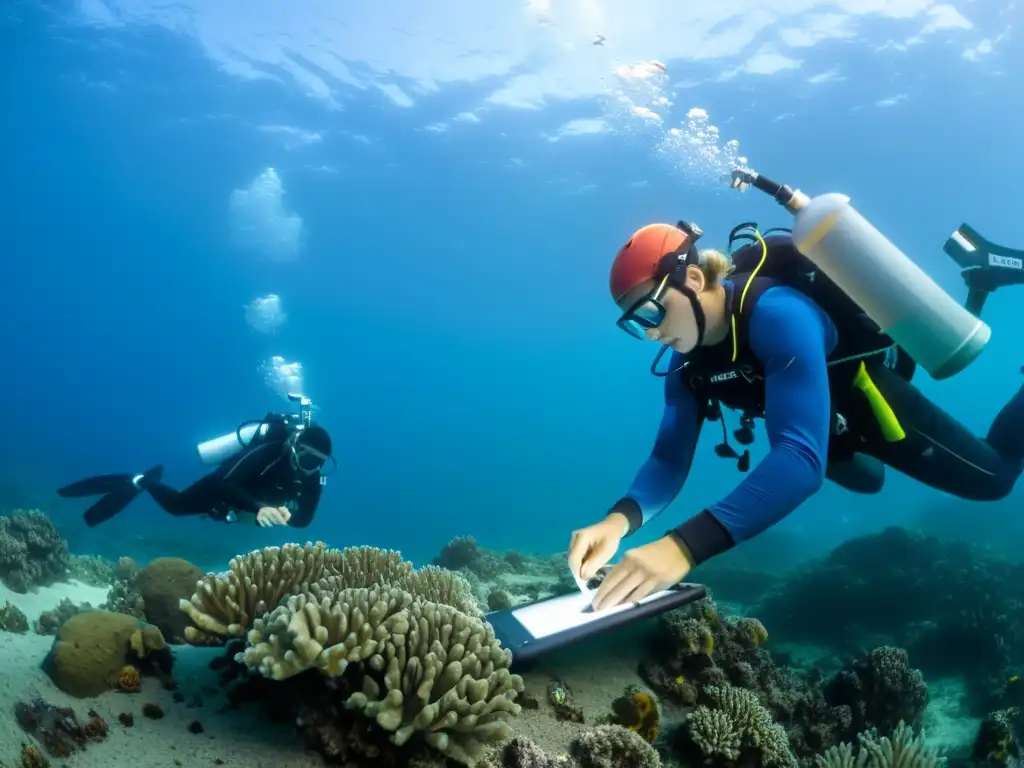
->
xmin=617 ymin=267 xmax=705 ymax=354
xmin=292 ymin=441 xmax=328 ymax=475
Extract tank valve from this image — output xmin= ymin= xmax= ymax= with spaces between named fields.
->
xmin=288 ymin=392 xmax=314 ymax=427
xmin=727 ymin=166 xmax=809 ymax=214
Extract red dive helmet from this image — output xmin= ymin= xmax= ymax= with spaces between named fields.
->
xmin=609 ymin=220 xmax=703 ymax=303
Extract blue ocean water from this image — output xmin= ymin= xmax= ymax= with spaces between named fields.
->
xmin=1 ymin=0 xmax=1021 ymax=579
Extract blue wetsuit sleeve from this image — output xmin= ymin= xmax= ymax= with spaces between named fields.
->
xmin=611 ymin=352 xmax=703 ymax=535
xmin=672 ymin=288 xmax=834 ymax=563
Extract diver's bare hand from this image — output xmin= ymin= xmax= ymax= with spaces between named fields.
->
xmin=567 ymin=513 xmax=629 ymax=581
xmin=257 ymin=506 xmax=291 ymax=527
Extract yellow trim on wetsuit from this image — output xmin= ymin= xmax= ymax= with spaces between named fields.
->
xmin=731 ymin=228 xmax=769 ymax=362
xmin=853 ymin=361 xmax=906 ymax=442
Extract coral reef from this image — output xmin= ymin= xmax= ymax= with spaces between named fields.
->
xmin=14 ymin=696 xmax=109 ymax=758
xmin=184 ymin=542 xmax=523 ymax=766
xmin=684 ymin=683 xmax=797 ymax=768
xmin=758 ymin=525 xmax=1024 ymax=713
xmin=609 ymin=686 xmax=660 ymax=743
xmin=479 ymin=726 xmax=662 ymax=768
xmin=132 ymin=556 xmax=204 ymax=643
xmin=0 ymin=599 xmax=29 ymax=632
xmin=815 ymin=721 xmax=941 ymax=768
xmin=432 ymin=535 xmax=576 ymax=609
xmin=102 ymin=556 xmax=146 ymax=619
xmin=823 ymin=647 xmax=929 ymax=737
xmin=34 ymin=598 xmax=92 ymax=635
xmin=0 ymin=510 xmax=70 ymax=592
xmin=637 ymin=596 xmax=932 ymax=765
xmin=972 ymin=706 xmax=1023 ymax=767
xmin=243 ymin=585 xmax=522 ymax=763
xmin=181 ymin=542 xmax=480 ymax=644
xmin=67 ymin=553 xmax=116 ymax=587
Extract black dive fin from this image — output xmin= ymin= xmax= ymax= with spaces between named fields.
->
xmin=79 ymin=465 xmax=164 ymax=528
xmin=58 ymin=473 xmax=134 ymax=498
xmin=82 ymin=486 xmax=142 ymax=527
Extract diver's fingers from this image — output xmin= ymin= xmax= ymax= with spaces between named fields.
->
xmin=567 ymin=530 xmax=592 ymax=578
xmin=624 ymin=577 xmax=660 ymax=607
xmin=593 ymin=564 xmax=644 ymax=612
xmin=591 ymin=561 xmax=627 ymax=609
xmin=580 ymin=541 xmax=614 ymax=581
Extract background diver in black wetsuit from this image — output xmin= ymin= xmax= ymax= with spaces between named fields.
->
xmin=58 ymin=395 xmax=334 ymax=529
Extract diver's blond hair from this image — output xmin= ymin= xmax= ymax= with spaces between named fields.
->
xmin=697 ymin=248 xmax=733 ymax=283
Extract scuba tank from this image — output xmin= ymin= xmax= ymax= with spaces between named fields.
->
xmin=196 ymin=422 xmax=271 ymax=466
xmin=195 ymin=392 xmax=315 ymax=466
xmin=728 ymin=167 xmax=990 ymax=380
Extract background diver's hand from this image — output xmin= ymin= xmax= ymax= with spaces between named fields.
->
xmin=591 ymin=534 xmax=694 ymax=611
xmin=568 ymin=513 xmax=629 ymax=581
xmin=256 ymin=505 xmax=292 ymax=527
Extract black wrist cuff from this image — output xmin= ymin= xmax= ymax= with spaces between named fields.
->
xmin=608 ymin=497 xmax=644 ymax=536
xmin=671 ymin=509 xmax=734 ymax=565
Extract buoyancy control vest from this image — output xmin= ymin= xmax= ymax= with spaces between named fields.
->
xmin=680 ymin=225 xmax=917 ymax=471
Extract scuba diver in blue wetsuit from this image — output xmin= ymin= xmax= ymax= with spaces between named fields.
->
xmin=58 ymin=394 xmax=334 ymax=530
xmin=569 ymin=167 xmax=1024 ymax=612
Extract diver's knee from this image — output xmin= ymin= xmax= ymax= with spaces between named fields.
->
xmin=979 ymin=475 xmax=1016 ymax=502
xmin=826 ymin=455 xmax=886 ymax=495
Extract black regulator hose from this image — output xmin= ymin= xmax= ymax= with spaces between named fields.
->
xmin=748 ymin=172 xmax=798 ymax=208
xmin=234 ymin=419 xmax=267 ymax=448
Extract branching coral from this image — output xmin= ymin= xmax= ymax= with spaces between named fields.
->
xmin=181 ymin=543 xmax=482 ymax=645
xmin=815 ymin=721 xmax=941 ymax=768
xmin=688 ymin=684 xmax=798 ymax=768
xmin=182 ymin=542 xmax=511 ymax=766
xmin=241 ymin=583 xmax=522 ymax=764
xmin=181 ymin=542 xmax=333 ymax=642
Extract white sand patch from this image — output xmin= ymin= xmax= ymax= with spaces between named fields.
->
xmin=0 ymin=580 xmax=109 ymax=621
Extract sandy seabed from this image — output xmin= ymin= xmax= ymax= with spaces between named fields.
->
xmin=0 ymin=580 xmax=651 ymax=767
xmin=0 ymin=580 xmax=328 ymax=767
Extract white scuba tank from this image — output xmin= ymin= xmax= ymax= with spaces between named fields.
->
xmin=790 ymin=193 xmax=990 ymax=380
xmin=196 ymin=422 xmax=270 ymax=466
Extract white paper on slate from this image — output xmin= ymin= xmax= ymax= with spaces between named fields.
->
xmin=511 ymin=588 xmax=677 ymax=639
xmin=571 ymin=568 xmax=591 ymax=596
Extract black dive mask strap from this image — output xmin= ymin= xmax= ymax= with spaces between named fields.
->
xmin=678 ymin=284 xmax=706 ymax=347
xmin=657 ymin=230 xmax=707 ymax=348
